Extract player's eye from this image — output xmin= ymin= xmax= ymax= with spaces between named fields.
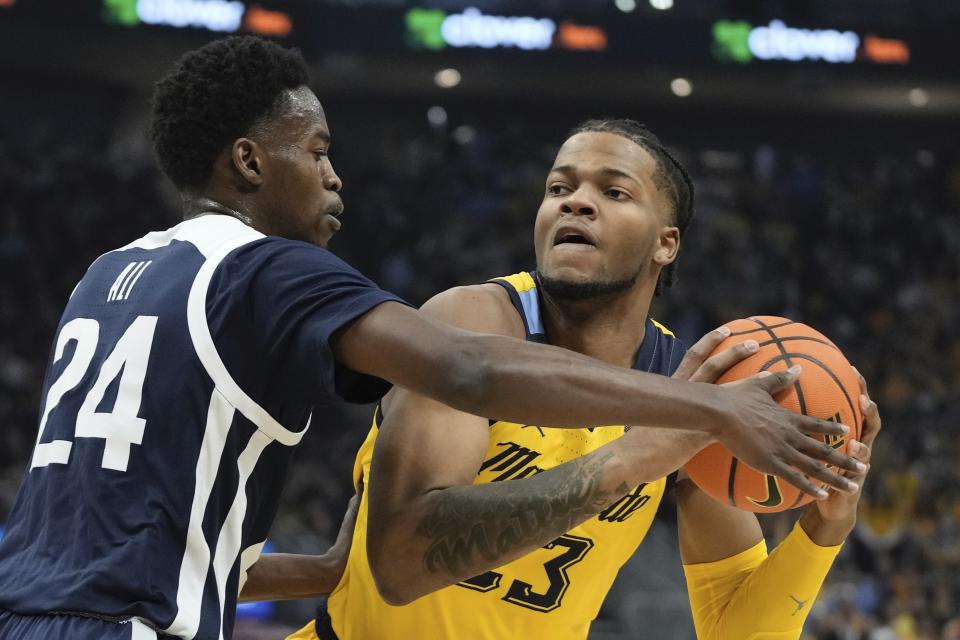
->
xmin=313 ymin=149 xmax=328 ymax=160
xmin=606 ymin=188 xmax=629 ymax=200
xmin=547 ymin=183 xmax=570 ymax=196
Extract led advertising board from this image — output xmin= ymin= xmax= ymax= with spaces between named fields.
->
xmin=712 ymin=19 xmax=909 ymax=65
xmin=0 ymin=1 xmax=941 ymax=71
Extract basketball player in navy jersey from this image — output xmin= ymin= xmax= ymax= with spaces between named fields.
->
xmin=0 ymin=38 xmax=858 ymax=640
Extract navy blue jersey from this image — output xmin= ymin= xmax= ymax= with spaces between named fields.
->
xmin=0 ymin=215 xmax=403 ymax=639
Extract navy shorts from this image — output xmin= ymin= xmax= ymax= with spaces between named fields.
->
xmin=0 ymin=610 xmax=159 ymax=639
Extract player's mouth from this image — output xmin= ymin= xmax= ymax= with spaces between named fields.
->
xmin=324 ymin=201 xmax=344 ymax=233
xmin=552 ymin=224 xmax=597 ymax=249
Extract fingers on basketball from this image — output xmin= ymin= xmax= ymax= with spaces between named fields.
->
xmin=674 ymin=326 xmax=730 ymax=380
xmin=684 ymin=316 xmax=864 ymax=513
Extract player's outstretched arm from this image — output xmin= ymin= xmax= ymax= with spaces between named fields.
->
xmin=238 ymin=490 xmax=361 ymax=602
xmin=677 ymin=373 xmax=881 ymax=639
xmin=364 ymin=290 xmax=781 ymax=605
xmin=368 ymin=372 xmax=705 ymax=605
xmin=333 ymin=290 xmax=863 ymax=499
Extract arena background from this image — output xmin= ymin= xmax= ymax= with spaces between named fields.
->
xmin=1 ymin=1 xmax=959 ymax=638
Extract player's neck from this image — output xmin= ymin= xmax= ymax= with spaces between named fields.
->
xmin=539 ymin=282 xmax=656 ymax=369
xmin=181 ymin=193 xmax=256 ymax=228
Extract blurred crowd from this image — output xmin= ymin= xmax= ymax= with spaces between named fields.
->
xmin=1 ymin=80 xmax=958 ymax=639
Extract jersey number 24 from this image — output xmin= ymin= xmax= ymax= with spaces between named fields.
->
xmin=32 ymin=316 xmax=158 ymax=473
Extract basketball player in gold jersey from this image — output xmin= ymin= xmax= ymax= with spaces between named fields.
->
xmin=285 ymin=119 xmax=881 ymax=639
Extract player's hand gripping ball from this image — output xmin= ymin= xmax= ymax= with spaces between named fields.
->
xmin=684 ymin=316 xmax=863 ymax=513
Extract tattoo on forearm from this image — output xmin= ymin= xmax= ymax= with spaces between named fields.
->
xmin=416 ymin=451 xmax=627 ymax=578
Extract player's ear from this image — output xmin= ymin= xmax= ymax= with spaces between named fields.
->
xmin=231 ymin=138 xmax=264 ymax=188
xmin=653 ymin=226 xmax=680 ymax=266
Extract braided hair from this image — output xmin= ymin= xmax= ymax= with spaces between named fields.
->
xmin=571 ymin=119 xmax=695 ymax=295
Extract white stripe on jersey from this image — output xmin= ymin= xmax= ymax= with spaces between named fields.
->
xmin=236 ymin=540 xmax=267 ymax=596
xmin=119 ymin=260 xmax=153 ymax=300
xmin=130 ymin=618 xmax=159 ymax=640
xmin=107 ymin=262 xmax=138 ymax=302
xmin=185 ymin=232 xmax=310 ymax=446
xmin=155 ymin=216 xmax=311 ymax=638
xmin=212 ymin=430 xmax=273 ymax=640
xmin=110 ymin=214 xmax=254 ymax=258
xmin=165 ymin=389 xmax=235 ymax=639
xmin=85 ymin=215 xmax=248 ymax=300
xmin=117 ymin=261 xmax=146 ymax=300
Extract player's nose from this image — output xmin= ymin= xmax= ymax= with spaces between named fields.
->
xmin=321 ymin=158 xmax=342 ymax=193
xmin=560 ymin=188 xmax=597 ymax=217
xmin=324 ymin=169 xmax=342 ymax=193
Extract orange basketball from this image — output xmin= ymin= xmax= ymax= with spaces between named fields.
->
xmin=683 ymin=316 xmax=863 ymax=513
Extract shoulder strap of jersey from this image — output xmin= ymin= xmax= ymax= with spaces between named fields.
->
xmin=634 ymin=318 xmax=686 ymax=376
xmin=487 ymin=271 xmax=547 ymax=343
xmin=651 ymin=318 xmax=675 ymax=337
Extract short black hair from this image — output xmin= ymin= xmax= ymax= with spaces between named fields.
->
xmin=570 ymin=118 xmax=695 ymax=295
xmin=150 ymin=36 xmax=311 ymax=190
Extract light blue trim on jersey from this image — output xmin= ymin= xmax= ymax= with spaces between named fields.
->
xmin=517 ymin=288 xmax=545 ymax=336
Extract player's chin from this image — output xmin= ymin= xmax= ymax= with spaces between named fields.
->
xmin=312 ymin=221 xmax=339 ymax=248
xmin=540 ymin=263 xmax=602 ymax=287
xmin=543 ymin=249 xmax=603 ymax=275
xmin=309 ymin=228 xmax=332 ymax=248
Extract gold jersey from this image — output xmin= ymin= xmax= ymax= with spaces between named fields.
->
xmin=304 ymin=272 xmax=687 ymax=640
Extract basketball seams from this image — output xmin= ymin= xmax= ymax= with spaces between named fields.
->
xmin=752 ymin=317 xmax=809 ymax=417
xmin=757 ymin=336 xmax=840 ymax=352
xmin=728 ymin=319 xmax=795 ymax=337
xmin=753 ymin=350 xmax=861 ymax=510
xmin=787 ymin=348 xmax=861 ymax=509
xmin=727 ymin=458 xmax=740 ymax=508
xmin=690 ymin=317 xmax=861 ymax=513
xmin=800 ymin=357 xmax=860 ymax=441
xmin=755 ymin=353 xmax=858 ymax=428
xmin=748 ymin=317 xmax=809 ymax=511
xmin=728 ymin=317 xmax=803 ymax=509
